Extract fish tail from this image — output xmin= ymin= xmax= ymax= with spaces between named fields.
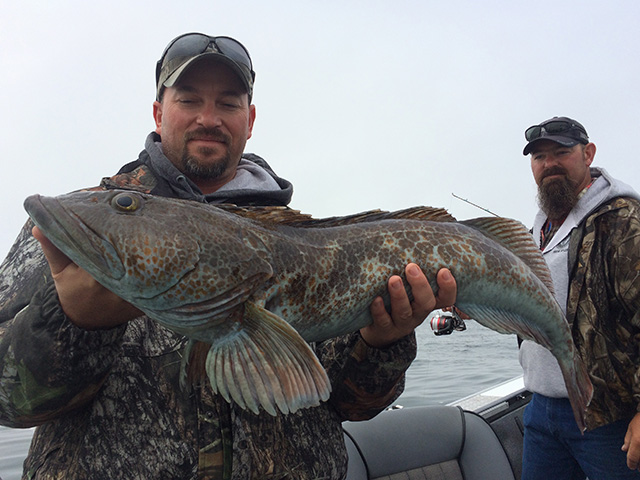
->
xmin=204 ymin=301 xmax=331 ymax=416
xmin=558 ymin=350 xmax=593 ymax=433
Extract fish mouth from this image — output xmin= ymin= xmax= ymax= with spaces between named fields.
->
xmin=23 ymin=194 xmax=125 ymax=281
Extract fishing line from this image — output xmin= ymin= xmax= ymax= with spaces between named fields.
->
xmin=451 ymin=193 xmax=499 ymax=217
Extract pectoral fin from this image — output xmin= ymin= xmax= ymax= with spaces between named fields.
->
xmin=205 ymin=301 xmax=331 ymax=416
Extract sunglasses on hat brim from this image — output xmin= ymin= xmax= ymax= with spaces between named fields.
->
xmin=156 ymin=33 xmax=254 ymax=88
xmin=524 ymin=120 xmax=588 ymax=143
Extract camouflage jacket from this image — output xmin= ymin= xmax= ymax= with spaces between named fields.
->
xmin=567 ymin=196 xmax=640 ymax=429
xmin=0 ymin=161 xmax=416 ymax=479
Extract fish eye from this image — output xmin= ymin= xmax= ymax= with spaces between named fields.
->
xmin=111 ymin=193 xmax=141 ymax=213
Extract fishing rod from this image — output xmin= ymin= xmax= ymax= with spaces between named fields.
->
xmin=431 ymin=193 xmax=499 ymax=336
xmin=451 ymin=193 xmax=499 ymax=217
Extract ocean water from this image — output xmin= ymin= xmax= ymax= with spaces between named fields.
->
xmin=0 ymin=319 xmax=522 ymax=479
xmin=398 ymin=318 xmax=522 ymax=407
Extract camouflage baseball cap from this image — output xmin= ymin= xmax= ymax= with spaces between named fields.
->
xmin=155 ymin=33 xmax=255 ymax=101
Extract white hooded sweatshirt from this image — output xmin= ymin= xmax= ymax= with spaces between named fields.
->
xmin=519 ymin=167 xmax=640 ymax=397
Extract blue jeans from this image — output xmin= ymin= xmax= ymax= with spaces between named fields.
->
xmin=522 ymin=393 xmax=640 ymax=480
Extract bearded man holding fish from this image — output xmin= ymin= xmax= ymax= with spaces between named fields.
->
xmin=520 ymin=117 xmax=640 ymax=479
xmin=0 ymin=33 xmax=457 ymax=479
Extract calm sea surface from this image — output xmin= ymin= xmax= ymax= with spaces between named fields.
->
xmin=0 ymin=319 xmax=522 ymax=479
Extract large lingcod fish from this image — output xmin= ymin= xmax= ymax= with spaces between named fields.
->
xmin=22 ymin=189 xmax=593 ymax=430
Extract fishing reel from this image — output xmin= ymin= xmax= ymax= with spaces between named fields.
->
xmin=429 ymin=309 xmax=467 ymax=336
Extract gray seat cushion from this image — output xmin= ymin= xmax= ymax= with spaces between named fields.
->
xmin=343 ymin=405 xmax=515 ymax=480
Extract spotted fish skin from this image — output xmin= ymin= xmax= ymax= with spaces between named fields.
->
xmin=22 ymin=189 xmax=593 ymax=429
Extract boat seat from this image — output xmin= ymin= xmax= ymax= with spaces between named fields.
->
xmin=343 ymin=405 xmax=516 ymax=480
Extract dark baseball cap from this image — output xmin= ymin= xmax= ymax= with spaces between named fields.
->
xmin=523 ymin=116 xmax=589 ymax=155
xmin=155 ymin=33 xmax=255 ymax=101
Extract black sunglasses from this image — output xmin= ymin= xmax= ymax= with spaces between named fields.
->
xmin=524 ymin=120 xmax=587 ymax=142
xmin=155 ymin=33 xmax=254 ymax=86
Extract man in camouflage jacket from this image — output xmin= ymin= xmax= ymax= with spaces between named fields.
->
xmin=520 ymin=116 xmax=640 ymax=479
xmin=0 ymin=33 xmax=457 ymax=479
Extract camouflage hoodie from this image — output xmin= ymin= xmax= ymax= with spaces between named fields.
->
xmin=520 ymin=167 xmax=640 ymax=430
xmin=0 ymin=133 xmax=416 ymax=479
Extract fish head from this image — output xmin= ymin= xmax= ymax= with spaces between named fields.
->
xmin=24 ymin=190 xmax=202 ymax=302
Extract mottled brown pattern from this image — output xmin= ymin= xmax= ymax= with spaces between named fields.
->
xmin=566 ymin=196 xmax=640 ymax=430
xmin=21 ymin=188 xmax=591 ymax=427
xmin=0 ymin=166 xmax=413 ymax=479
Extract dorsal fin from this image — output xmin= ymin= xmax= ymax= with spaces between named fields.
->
xmin=286 ymin=206 xmax=456 ymax=227
xmin=461 ymin=217 xmax=555 ymax=295
xmin=214 ymin=204 xmax=315 ymax=225
xmin=215 ymin=204 xmax=456 ymax=228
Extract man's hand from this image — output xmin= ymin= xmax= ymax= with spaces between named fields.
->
xmin=33 ymin=226 xmax=142 ymax=330
xmin=622 ymin=412 xmax=640 ymax=470
xmin=361 ymin=264 xmax=456 ymax=348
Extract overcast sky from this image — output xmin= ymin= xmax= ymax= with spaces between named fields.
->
xmin=1 ymin=0 xmax=639 ymax=258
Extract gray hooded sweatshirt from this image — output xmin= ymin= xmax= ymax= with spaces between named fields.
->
xmin=519 ymin=167 xmax=640 ymax=397
xmin=114 ymin=132 xmax=294 ymax=207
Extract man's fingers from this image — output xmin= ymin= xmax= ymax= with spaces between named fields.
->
xmin=405 ymin=263 xmax=435 ymax=320
xmin=369 ymin=296 xmax=391 ymax=327
xmin=623 ymin=415 xmax=640 ymax=470
xmin=627 ymin=448 xmax=640 ymax=470
xmin=433 ymin=268 xmax=457 ymax=310
xmin=388 ymin=275 xmax=412 ymax=321
xmin=363 ymin=265 xmax=459 ymax=349
xmin=32 ymin=226 xmax=73 ymax=275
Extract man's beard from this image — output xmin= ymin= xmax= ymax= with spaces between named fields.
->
xmin=181 ymin=148 xmax=232 ymax=181
xmin=179 ymin=127 xmax=233 ymax=181
xmin=536 ymin=167 xmax=579 ymax=220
